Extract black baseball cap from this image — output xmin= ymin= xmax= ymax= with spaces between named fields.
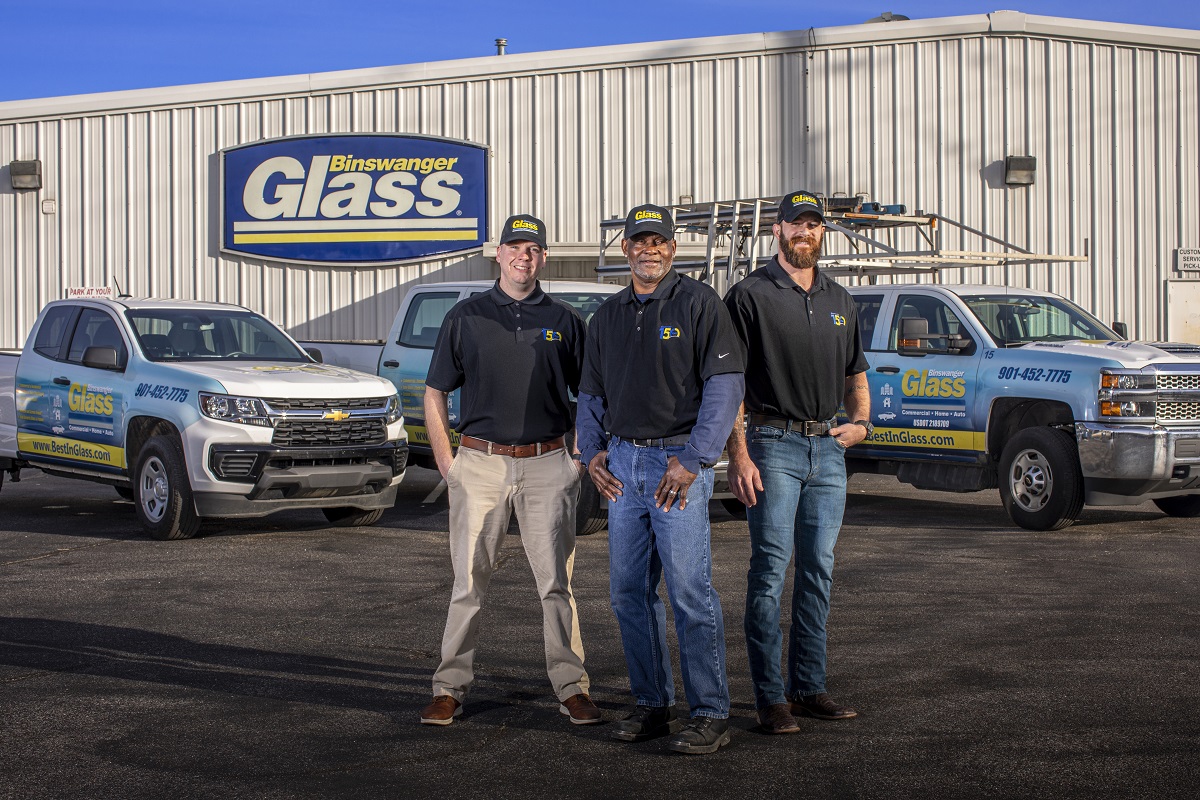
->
xmin=498 ymin=214 xmax=547 ymax=248
xmin=777 ymin=190 xmax=825 ymax=223
xmin=623 ymin=204 xmax=675 ymax=241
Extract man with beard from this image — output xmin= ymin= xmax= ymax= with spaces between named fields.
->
xmin=577 ymin=203 xmax=744 ymax=754
xmin=724 ymin=190 xmax=871 ymax=735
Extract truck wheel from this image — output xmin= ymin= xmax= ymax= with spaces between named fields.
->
xmin=575 ymin=473 xmax=607 ymax=536
xmin=134 ymin=435 xmax=201 ymax=540
xmin=1152 ymin=495 xmax=1200 ymax=517
xmin=998 ymin=427 xmax=1084 ymax=531
xmin=322 ymin=507 xmax=385 ymax=527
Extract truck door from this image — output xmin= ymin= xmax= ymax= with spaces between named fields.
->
xmin=863 ymin=293 xmax=982 ymax=463
xmin=18 ymin=307 xmax=131 ymax=475
xmin=378 ymin=290 xmax=464 ymax=451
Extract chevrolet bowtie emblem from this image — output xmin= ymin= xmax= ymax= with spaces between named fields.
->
xmin=323 ymin=409 xmax=351 ymax=422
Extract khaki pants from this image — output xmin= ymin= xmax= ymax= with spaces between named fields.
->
xmin=432 ymin=445 xmax=589 ymax=703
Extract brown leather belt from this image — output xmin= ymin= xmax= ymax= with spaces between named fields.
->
xmin=747 ymin=414 xmax=835 ymax=436
xmin=459 ymin=435 xmax=566 ymax=458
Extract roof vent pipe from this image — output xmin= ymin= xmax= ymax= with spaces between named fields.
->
xmin=495 ymin=38 xmax=508 ymax=55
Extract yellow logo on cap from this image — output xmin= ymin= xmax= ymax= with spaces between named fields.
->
xmin=512 ymin=219 xmax=540 ymax=233
xmin=635 ymin=210 xmax=664 ymax=221
xmin=791 ymin=194 xmax=818 ymax=206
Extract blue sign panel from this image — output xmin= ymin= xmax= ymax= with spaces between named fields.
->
xmin=221 ymin=134 xmax=488 ymax=265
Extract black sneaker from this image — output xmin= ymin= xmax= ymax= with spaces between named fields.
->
xmin=666 ymin=717 xmax=731 ymax=755
xmin=609 ymin=705 xmax=682 ymax=742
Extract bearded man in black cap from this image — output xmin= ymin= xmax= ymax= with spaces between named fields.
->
xmin=724 ymin=190 xmax=871 ymax=734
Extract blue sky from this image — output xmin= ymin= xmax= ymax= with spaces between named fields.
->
xmin=1 ymin=0 xmax=1197 ymax=103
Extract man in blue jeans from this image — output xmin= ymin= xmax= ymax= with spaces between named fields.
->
xmin=725 ymin=190 xmax=872 ymax=734
xmin=577 ymin=203 xmax=744 ymax=754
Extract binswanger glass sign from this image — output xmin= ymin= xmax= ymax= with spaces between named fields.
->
xmin=221 ymin=134 xmax=489 ymax=265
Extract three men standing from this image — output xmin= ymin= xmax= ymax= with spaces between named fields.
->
xmin=725 ymin=190 xmax=871 ymax=733
xmin=577 ymin=205 xmax=745 ymax=754
xmin=420 ymin=214 xmax=600 ymax=727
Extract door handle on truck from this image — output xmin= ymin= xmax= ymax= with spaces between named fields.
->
xmin=382 ymin=360 xmax=399 ymax=368
xmin=53 ymin=376 xmax=70 ymax=385
xmin=875 ymin=366 xmax=900 ymax=375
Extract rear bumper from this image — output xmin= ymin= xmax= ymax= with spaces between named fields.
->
xmin=1076 ymin=422 xmax=1200 ymax=504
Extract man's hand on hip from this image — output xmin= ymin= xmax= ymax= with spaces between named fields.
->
xmin=654 ymin=456 xmax=697 ymax=513
xmin=588 ymin=451 xmax=624 ymax=501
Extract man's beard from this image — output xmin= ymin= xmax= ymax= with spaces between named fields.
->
xmin=780 ymin=234 xmax=822 ymax=272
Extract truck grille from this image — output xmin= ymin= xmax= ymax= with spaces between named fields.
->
xmin=1158 ymin=375 xmax=1200 ymax=391
xmin=1157 ymin=402 xmax=1200 ymax=423
xmin=272 ymin=419 xmax=388 ymax=447
xmin=263 ymin=397 xmax=387 ymax=412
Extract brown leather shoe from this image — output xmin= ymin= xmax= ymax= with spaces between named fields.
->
xmin=757 ymin=702 xmax=800 ymax=734
xmin=419 ymin=694 xmax=462 ymax=726
xmin=790 ymin=692 xmax=857 ymax=720
xmin=559 ymin=693 xmax=602 ymax=725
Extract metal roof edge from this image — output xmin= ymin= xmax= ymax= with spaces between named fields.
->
xmin=1 ymin=12 xmax=1198 ymax=123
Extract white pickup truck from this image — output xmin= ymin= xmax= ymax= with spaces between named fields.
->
xmin=844 ymin=284 xmax=1200 ymax=529
xmin=0 ymin=298 xmax=408 ymax=540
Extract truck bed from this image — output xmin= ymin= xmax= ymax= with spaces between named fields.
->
xmin=1 ymin=350 xmax=19 ymax=457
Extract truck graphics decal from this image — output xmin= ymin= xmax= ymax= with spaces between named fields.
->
xmin=222 ymin=134 xmax=488 ymax=265
xmin=17 ymin=433 xmax=126 ymax=468
xmin=16 ymin=378 xmax=126 ymax=461
xmin=867 ymin=428 xmax=985 ymax=450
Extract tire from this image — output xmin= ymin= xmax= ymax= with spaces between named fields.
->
xmin=720 ymin=498 xmax=747 ymax=519
xmin=134 ymin=435 xmax=201 ymax=540
xmin=1152 ymin=495 xmax=1200 ymax=517
xmin=998 ymin=427 xmax=1084 ymax=531
xmin=322 ymin=506 xmax=386 ymax=527
xmin=575 ymin=472 xmax=607 ymax=536
xmin=114 ymin=486 xmax=135 ymax=501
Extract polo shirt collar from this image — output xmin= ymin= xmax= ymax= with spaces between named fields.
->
xmin=765 ymin=255 xmax=827 ymax=295
xmin=490 ymin=280 xmax=547 ymax=306
xmin=619 ymin=268 xmax=682 ymax=304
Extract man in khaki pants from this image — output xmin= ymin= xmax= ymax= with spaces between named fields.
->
xmin=419 ymin=214 xmax=600 ymax=727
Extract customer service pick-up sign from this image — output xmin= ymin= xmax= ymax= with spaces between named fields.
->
xmin=221 ymin=134 xmax=488 ymax=265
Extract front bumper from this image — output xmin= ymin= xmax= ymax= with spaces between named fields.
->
xmin=194 ymin=441 xmax=408 ymax=518
xmin=1076 ymin=422 xmax=1200 ymax=504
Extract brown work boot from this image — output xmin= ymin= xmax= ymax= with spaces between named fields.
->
xmin=790 ymin=692 xmax=858 ymax=720
xmin=757 ymin=702 xmax=800 ymax=734
xmin=559 ymin=693 xmax=602 ymax=725
xmin=419 ymin=694 xmax=462 ymax=726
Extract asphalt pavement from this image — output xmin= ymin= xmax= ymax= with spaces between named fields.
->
xmin=1 ymin=466 xmax=1197 ymax=799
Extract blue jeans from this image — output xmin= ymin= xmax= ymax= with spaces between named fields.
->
xmin=606 ymin=438 xmax=729 ymax=718
xmin=744 ymin=427 xmax=848 ymax=708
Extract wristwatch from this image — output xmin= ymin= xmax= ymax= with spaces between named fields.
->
xmin=853 ymin=419 xmax=874 ymax=435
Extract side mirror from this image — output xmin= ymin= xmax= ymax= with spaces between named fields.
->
xmin=305 ymin=347 xmax=324 ymax=363
xmin=82 ymin=345 xmax=123 ymax=371
xmin=1112 ymin=321 xmax=1129 ymax=340
xmin=896 ymin=317 xmax=973 ymax=357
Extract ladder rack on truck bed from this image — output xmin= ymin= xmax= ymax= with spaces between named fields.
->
xmin=596 ymin=195 xmax=1088 ymax=285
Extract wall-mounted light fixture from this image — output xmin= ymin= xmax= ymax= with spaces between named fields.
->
xmin=9 ymin=160 xmax=42 ymax=190
xmin=1004 ymin=155 xmax=1036 ymax=186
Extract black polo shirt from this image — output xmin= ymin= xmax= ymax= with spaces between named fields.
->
xmin=581 ymin=270 xmax=743 ymax=439
xmin=724 ymin=258 xmax=869 ymax=422
xmin=427 ymin=281 xmax=585 ymax=445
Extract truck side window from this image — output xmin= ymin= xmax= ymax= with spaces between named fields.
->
xmin=852 ymin=294 xmax=884 ymax=350
xmin=888 ymin=295 xmax=966 ymax=354
xmin=399 ymin=292 xmax=459 ymax=349
xmin=32 ymin=306 xmax=78 ymax=359
xmin=66 ymin=309 xmax=127 ymax=366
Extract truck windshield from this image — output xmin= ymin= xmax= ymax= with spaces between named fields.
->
xmin=125 ymin=309 xmax=310 ymax=362
xmin=960 ymin=294 xmax=1119 ymax=347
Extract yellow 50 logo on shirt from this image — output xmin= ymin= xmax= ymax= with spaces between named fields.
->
xmin=829 ymin=313 xmax=847 ymax=327
xmin=660 ymin=326 xmax=681 ymax=340
xmin=541 ymin=328 xmax=563 ymax=342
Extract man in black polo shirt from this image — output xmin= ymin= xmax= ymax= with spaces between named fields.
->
xmin=419 ymin=214 xmax=600 ymax=728
xmin=577 ymin=203 xmax=744 ymax=755
xmin=724 ymin=190 xmax=871 ymax=735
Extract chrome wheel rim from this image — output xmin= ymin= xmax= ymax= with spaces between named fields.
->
xmin=1008 ymin=449 xmax=1052 ymax=513
xmin=140 ymin=456 xmax=170 ymax=523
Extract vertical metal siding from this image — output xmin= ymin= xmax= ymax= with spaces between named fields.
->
xmin=1 ymin=26 xmax=1197 ymax=347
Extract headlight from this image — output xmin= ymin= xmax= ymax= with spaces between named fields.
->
xmin=385 ymin=394 xmax=402 ymax=424
xmin=198 ymin=392 xmax=272 ymax=427
xmin=1100 ymin=371 xmax=1154 ymax=390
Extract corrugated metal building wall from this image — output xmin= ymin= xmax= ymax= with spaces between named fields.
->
xmin=1 ymin=11 xmax=1197 ymax=349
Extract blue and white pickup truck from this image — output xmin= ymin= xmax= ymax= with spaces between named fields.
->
xmin=1 ymin=298 xmax=408 ymax=540
xmin=844 ymin=284 xmax=1200 ymax=529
